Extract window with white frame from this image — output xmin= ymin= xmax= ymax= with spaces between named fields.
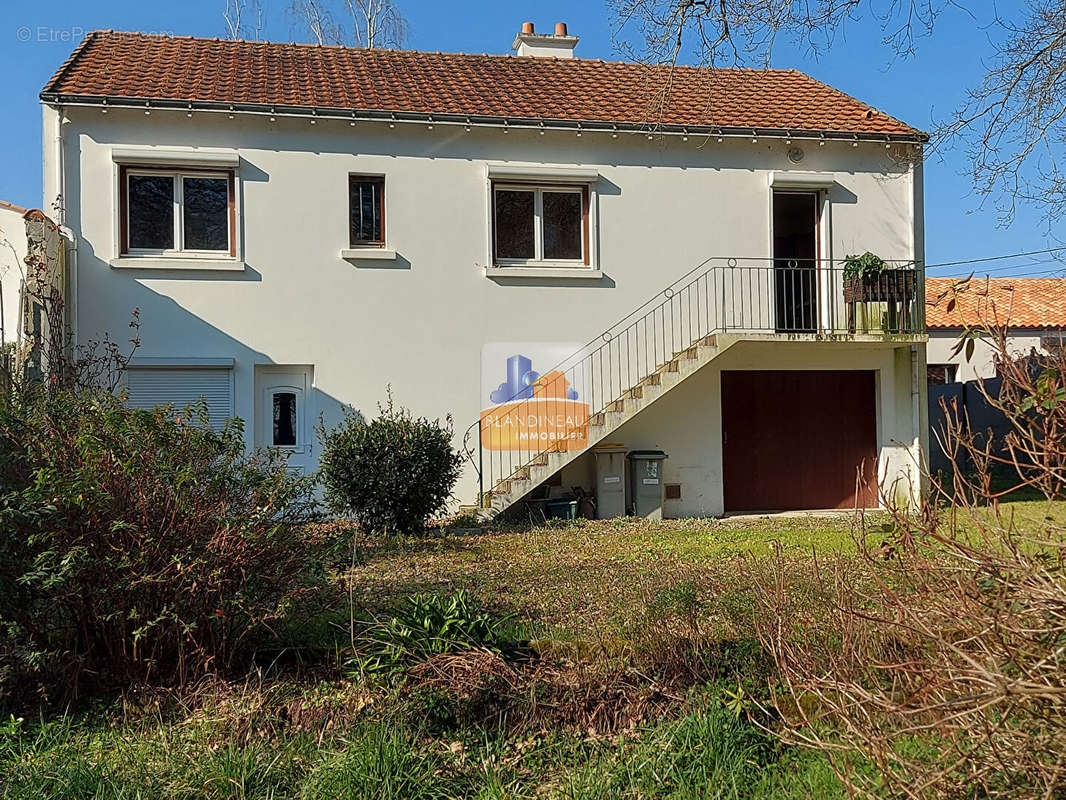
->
xmin=492 ymin=183 xmax=589 ymax=266
xmin=121 ymin=167 xmax=235 ymax=256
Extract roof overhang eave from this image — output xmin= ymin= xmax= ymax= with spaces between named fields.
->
xmin=39 ymin=93 xmax=930 ymax=144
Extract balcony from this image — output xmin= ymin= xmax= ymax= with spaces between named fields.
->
xmin=464 ymin=256 xmax=924 ymax=515
xmin=684 ymin=258 xmax=924 ymax=339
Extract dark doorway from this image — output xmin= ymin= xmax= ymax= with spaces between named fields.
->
xmin=772 ymin=192 xmax=819 ymax=332
xmin=721 ymin=370 xmax=878 ymax=511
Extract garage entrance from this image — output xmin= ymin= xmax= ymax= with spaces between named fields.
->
xmin=721 ymin=370 xmax=878 ymax=512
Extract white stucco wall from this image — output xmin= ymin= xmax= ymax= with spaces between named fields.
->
xmin=45 ymin=103 xmax=925 ymax=510
xmin=0 ymin=204 xmax=27 ymax=349
xmin=571 ymin=340 xmax=923 ymax=516
xmin=927 ymin=329 xmax=1051 ymax=382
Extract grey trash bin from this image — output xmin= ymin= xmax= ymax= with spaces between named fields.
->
xmin=628 ymin=450 xmax=668 ymax=520
xmin=593 ymin=444 xmax=627 ymax=519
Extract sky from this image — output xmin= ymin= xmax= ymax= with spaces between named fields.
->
xmin=0 ymin=0 xmax=1059 ymax=277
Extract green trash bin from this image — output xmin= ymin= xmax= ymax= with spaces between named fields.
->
xmin=628 ymin=450 xmax=668 ymax=520
xmin=545 ymin=498 xmax=578 ymax=521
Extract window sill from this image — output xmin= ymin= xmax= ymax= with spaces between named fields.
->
xmin=110 ymin=257 xmax=245 ymax=272
xmin=485 ymin=266 xmax=603 ymax=280
xmin=341 ymin=248 xmax=397 ymax=261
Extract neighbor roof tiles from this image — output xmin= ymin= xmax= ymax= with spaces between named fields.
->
xmin=41 ymin=31 xmax=924 ymax=139
xmin=926 ymin=277 xmax=1066 ymax=329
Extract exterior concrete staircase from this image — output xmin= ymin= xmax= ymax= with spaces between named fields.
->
xmin=478 ymin=334 xmax=739 ymax=517
xmin=463 ymin=256 xmax=924 ymax=520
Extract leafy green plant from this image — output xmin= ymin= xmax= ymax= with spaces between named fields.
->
xmin=318 ymin=392 xmax=463 ymax=535
xmin=353 ymin=591 xmax=519 ymax=675
xmin=0 ymin=387 xmax=324 ymax=701
xmin=842 ymin=251 xmax=887 ymax=279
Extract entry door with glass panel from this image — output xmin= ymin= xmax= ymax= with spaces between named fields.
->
xmin=255 ymin=367 xmax=313 ymax=473
xmin=772 ymin=191 xmax=820 ymax=333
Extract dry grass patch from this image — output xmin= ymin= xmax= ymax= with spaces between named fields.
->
xmin=340 ymin=514 xmax=866 ymax=638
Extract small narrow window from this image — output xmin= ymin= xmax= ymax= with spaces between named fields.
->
xmin=121 ymin=167 xmax=234 ymax=256
xmin=492 ymin=184 xmax=587 ymax=266
xmin=927 ymin=364 xmax=958 ymax=385
xmin=349 ymin=175 xmax=385 ymax=246
xmin=272 ymin=391 xmax=298 ymax=446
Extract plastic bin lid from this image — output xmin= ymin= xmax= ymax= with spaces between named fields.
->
xmin=627 ymin=450 xmax=668 ymax=459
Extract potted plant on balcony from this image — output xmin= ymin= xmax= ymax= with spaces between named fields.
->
xmin=843 ymin=252 xmax=917 ymax=333
xmin=843 ymin=252 xmax=916 ymax=302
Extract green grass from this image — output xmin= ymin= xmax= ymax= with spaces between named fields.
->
xmin=7 ymin=499 xmax=1059 ymax=799
xmin=0 ymin=699 xmax=842 ymax=800
xmin=345 ymin=514 xmax=865 ymax=638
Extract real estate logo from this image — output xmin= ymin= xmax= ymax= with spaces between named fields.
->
xmin=480 ymin=345 xmax=590 ymax=452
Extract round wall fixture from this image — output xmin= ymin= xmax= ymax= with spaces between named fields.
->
xmin=787 ymin=146 xmax=805 ymax=164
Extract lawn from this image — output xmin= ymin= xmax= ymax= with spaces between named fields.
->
xmin=347 ymin=513 xmax=865 ymax=637
xmin=4 ymin=499 xmax=1060 ymax=800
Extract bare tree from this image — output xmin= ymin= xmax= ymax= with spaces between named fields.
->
xmin=289 ymin=0 xmax=407 ymax=48
xmin=609 ymin=0 xmax=948 ymax=68
xmin=289 ymin=0 xmax=339 ymax=45
xmin=611 ymin=1 xmax=1066 ymax=230
xmin=223 ymin=0 xmax=266 ymax=40
xmin=940 ymin=2 xmax=1066 ymax=227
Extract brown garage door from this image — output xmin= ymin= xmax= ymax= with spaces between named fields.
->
xmin=722 ymin=370 xmax=878 ymax=512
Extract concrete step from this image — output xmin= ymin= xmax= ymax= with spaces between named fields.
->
xmin=478 ymin=335 xmax=738 ymax=516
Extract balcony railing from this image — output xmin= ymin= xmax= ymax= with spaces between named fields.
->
xmin=464 ymin=257 xmax=924 ymax=510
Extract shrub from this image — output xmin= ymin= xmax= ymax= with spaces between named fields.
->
xmin=0 ymin=386 xmax=323 ymax=702
xmin=318 ymin=394 xmax=463 ymax=534
xmin=752 ymin=327 xmax=1066 ymax=799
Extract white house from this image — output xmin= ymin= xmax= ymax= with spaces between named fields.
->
xmin=40 ymin=24 xmax=929 ymax=517
xmin=0 ymin=200 xmax=29 ymax=350
xmin=926 ymin=277 xmax=1066 ymax=384
xmin=0 ymin=201 xmax=68 ymax=373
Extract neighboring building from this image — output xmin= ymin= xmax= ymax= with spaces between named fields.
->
xmin=39 ymin=24 xmax=929 ymax=516
xmin=0 ymin=200 xmax=29 ymax=349
xmin=926 ymin=277 xmax=1066 ymax=384
xmin=0 ymin=201 xmax=68 ymax=375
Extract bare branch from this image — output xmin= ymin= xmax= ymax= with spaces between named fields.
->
xmin=223 ymin=0 xmax=266 ymax=41
xmin=289 ymin=0 xmax=406 ymax=48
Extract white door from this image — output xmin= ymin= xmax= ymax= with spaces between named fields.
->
xmin=255 ymin=366 xmax=314 ymax=473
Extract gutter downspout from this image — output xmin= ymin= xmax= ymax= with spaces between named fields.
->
xmin=52 ymin=106 xmax=78 ymax=352
xmin=911 ymin=344 xmax=922 ymax=507
xmin=54 ymin=106 xmax=65 ymax=227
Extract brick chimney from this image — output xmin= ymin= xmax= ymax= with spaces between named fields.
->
xmin=512 ymin=21 xmax=579 ymax=58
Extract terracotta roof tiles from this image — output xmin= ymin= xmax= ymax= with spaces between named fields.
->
xmin=926 ymin=277 xmax=1066 ymax=329
xmin=41 ymin=31 xmax=924 ymax=139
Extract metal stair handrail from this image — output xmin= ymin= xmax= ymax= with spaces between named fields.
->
xmin=463 ymin=256 xmax=924 ymax=511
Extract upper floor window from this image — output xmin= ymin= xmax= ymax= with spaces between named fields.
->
xmin=492 ymin=183 xmax=588 ymax=266
xmin=121 ymin=167 xmax=235 ymax=256
xmin=349 ymin=175 xmax=385 ymax=246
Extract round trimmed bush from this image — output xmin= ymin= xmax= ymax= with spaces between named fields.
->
xmin=318 ymin=394 xmax=463 ymax=534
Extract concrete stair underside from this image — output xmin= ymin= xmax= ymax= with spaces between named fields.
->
xmin=478 ymin=334 xmax=739 ymax=518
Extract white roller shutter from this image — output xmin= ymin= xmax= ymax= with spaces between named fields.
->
xmin=125 ymin=368 xmax=234 ymax=432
